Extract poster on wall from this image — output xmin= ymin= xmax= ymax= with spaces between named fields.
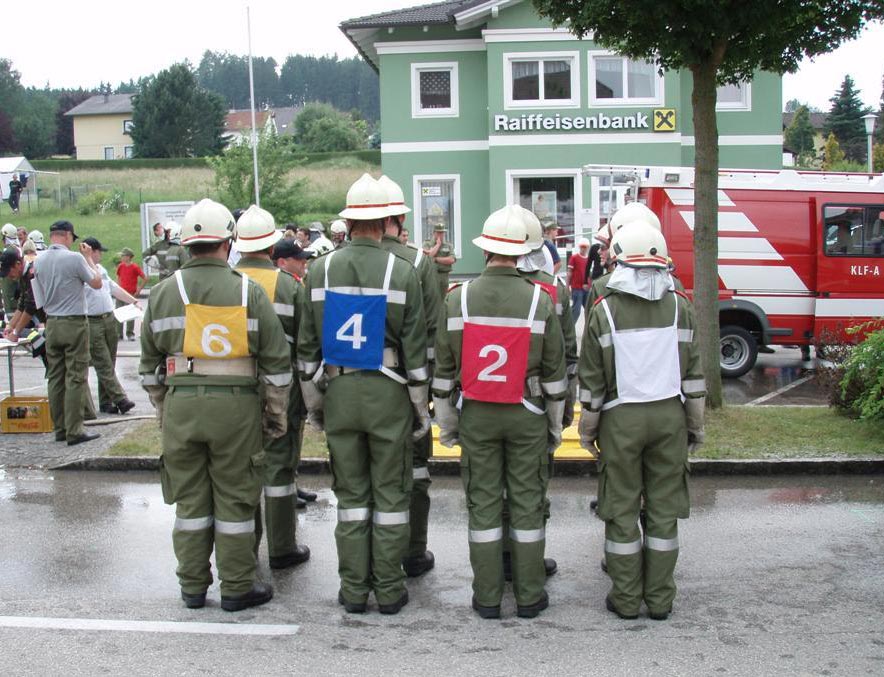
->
xmin=531 ymin=191 xmax=557 ymax=224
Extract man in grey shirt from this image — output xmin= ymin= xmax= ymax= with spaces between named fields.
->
xmin=32 ymin=220 xmax=103 ymax=446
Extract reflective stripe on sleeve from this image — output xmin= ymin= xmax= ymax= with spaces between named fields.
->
xmin=413 ymin=467 xmax=430 ymax=480
xmin=597 ymin=333 xmax=613 ymax=348
xmin=426 ymin=346 xmax=435 ymax=360
xmin=264 ymin=372 xmax=293 ymax=387
xmin=247 ymin=319 xmax=259 ymax=331
xmin=338 ymin=507 xmax=371 ymax=522
xmin=373 ymin=510 xmax=410 ymax=526
xmin=468 ymin=527 xmax=503 ymax=543
xmin=509 ymin=527 xmax=545 ymax=543
xmin=541 ymin=377 xmax=567 ymax=396
xmin=273 ymin=302 xmax=295 ymax=317
xmin=567 ymin=363 xmax=577 ymax=376
xmin=555 ymin=303 xmax=563 ymax=315
xmin=141 ymin=373 xmax=160 ymax=386
xmin=408 ymin=366 xmax=429 ymax=381
xmin=432 ymin=377 xmax=453 ymax=391
xmin=298 ymin=360 xmax=319 ymax=375
xmin=646 ymin=535 xmax=679 ymax=552
xmin=677 ymin=329 xmax=694 ymax=342
xmin=264 ymin=483 xmax=296 ymax=498
xmin=215 ymin=518 xmax=255 ymax=535
xmin=150 ymin=316 xmax=185 ymax=333
xmin=605 ymin=538 xmax=642 ymax=555
xmin=682 ymin=378 xmax=706 ymax=394
xmin=284 ymin=333 xmax=295 ymax=344
xmin=174 ymin=515 xmax=214 ymax=531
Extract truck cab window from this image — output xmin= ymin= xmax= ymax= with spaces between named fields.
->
xmin=824 ymin=205 xmax=884 ymax=257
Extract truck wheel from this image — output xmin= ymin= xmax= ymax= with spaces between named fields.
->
xmin=720 ymin=325 xmax=757 ymax=378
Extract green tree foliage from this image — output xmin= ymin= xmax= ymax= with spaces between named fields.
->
xmin=55 ymin=90 xmax=94 ymax=155
xmin=210 ymin=133 xmax=307 ymax=223
xmin=131 ymin=64 xmax=226 ymax=158
xmin=0 ymin=59 xmax=23 ymax=153
xmin=876 ymin=71 xmax=884 ymax=146
xmin=13 ymin=89 xmax=57 ymax=158
xmin=785 ymin=105 xmax=816 ymax=158
xmin=292 ymin=102 xmax=367 ymax=152
xmin=278 ymin=55 xmax=379 ymax=121
xmin=822 ymin=132 xmax=846 ymax=170
xmin=531 ymin=0 xmax=884 ymax=408
xmin=839 ymin=327 xmax=884 ymax=421
xmin=824 ymin=75 xmax=870 ymax=163
xmin=873 ymin=143 xmax=884 ymax=172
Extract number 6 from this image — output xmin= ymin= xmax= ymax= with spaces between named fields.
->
xmin=201 ymin=323 xmax=232 ymax=357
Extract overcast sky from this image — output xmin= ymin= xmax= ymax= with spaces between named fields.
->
xmin=6 ymin=0 xmax=883 ymax=112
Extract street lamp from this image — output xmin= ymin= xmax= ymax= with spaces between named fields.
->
xmin=862 ymin=113 xmax=877 ymax=173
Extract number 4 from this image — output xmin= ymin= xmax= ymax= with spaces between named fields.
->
xmin=478 ymin=344 xmax=508 ymax=382
xmin=336 ymin=313 xmax=368 ymax=350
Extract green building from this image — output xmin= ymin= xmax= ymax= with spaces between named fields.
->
xmin=342 ymin=0 xmax=784 ymax=274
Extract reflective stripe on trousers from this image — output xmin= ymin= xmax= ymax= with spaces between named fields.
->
xmin=174 ymin=515 xmax=214 ymax=531
xmin=605 ymin=538 xmax=642 ymax=555
xmin=469 ymin=527 xmax=503 ymax=543
xmin=215 ymin=518 xmax=255 ymax=535
xmin=264 ymin=483 xmax=296 ymax=498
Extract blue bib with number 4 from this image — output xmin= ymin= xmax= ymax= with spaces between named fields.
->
xmin=322 ymin=291 xmax=386 ymax=369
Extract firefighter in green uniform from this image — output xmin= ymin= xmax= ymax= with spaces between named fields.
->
xmin=162 ymin=222 xmax=189 ymax=277
xmin=140 ymin=199 xmax=292 ymax=612
xmin=433 ymin=205 xmax=567 ymax=620
xmin=298 ymin=174 xmax=429 ymax=615
xmin=378 ymin=175 xmax=441 ymax=578
xmin=578 ymin=221 xmax=705 ymax=621
xmin=233 ymin=204 xmax=311 ymax=570
xmin=423 ymin=223 xmax=456 ymax=299
xmin=142 ymin=222 xmax=171 ymax=278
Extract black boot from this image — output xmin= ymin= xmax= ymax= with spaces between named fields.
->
xmin=338 ymin=590 xmax=367 ymax=614
xmin=297 ymin=488 xmax=317 ymax=502
xmin=269 ymin=544 xmax=311 ymax=570
xmin=516 ymin=590 xmax=549 ymax=619
xmin=378 ymin=590 xmax=408 ymax=615
xmin=221 ymin=582 xmax=273 ymax=612
xmin=403 ymin=550 xmax=435 ymax=577
xmin=471 ymin=597 xmax=501 ymax=619
xmin=181 ymin=591 xmax=207 ymax=609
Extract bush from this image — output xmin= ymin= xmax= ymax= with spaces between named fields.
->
xmin=75 ymin=190 xmax=129 ymax=215
xmin=839 ymin=325 xmax=884 ymax=420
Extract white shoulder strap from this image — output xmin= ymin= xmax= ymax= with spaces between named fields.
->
xmin=413 ymin=247 xmax=423 ymax=269
xmin=671 ymin=292 xmax=679 ymax=328
xmin=600 ymin=298 xmax=616 ymax=336
xmin=527 ymin=282 xmax=541 ymax=324
xmin=323 ymin=251 xmax=335 ymax=290
xmin=382 ymin=253 xmax=395 ymax=292
xmin=240 ymin=274 xmax=249 ymax=307
xmin=460 ymin=281 xmax=470 ymax=322
xmin=174 ymin=270 xmax=190 ymax=305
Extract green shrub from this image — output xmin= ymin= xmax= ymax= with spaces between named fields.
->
xmin=75 ymin=190 xmax=129 ymax=215
xmin=839 ymin=325 xmax=884 ymax=420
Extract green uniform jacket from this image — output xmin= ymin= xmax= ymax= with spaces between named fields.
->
xmin=432 ymin=266 xmax=567 ymax=407
xmin=579 ymin=288 xmax=706 ymax=414
xmin=143 ymin=239 xmax=170 ymax=274
xmin=162 ymin=243 xmax=189 ymax=277
xmin=297 ymin=237 xmax=429 ymax=386
xmin=519 ymin=270 xmax=578 ymax=379
xmin=422 ymin=238 xmax=455 ymax=273
xmin=380 ymin=234 xmax=440 ymax=362
xmin=139 ymin=257 xmax=291 ymax=388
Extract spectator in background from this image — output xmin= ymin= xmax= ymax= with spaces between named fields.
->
xmin=283 ymin=224 xmax=298 ymax=240
xmin=295 ymin=227 xmax=311 ymax=248
xmin=542 ymin=221 xmax=562 ymax=274
xmin=16 ymin=227 xmax=28 ymax=248
xmin=7 ymin=174 xmax=23 ymax=213
xmin=589 ymin=242 xmax=604 ymax=280
xmin=271 ymin=238 xmax=311 ymax=285
xmin=399 ymin=228 xmax=409 ymax=245
xmin=115 ymin=247 xmax=147 ymax=340
xmin=568 ymin=237 xmax=591 ymax=324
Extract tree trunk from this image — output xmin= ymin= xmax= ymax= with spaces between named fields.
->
xmin=690 ymin=63 xmax=723 ymax=409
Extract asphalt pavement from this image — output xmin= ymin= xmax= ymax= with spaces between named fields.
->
xmin=0 ymin=470 xmax=882 ymax=676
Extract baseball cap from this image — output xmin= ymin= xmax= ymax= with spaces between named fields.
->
xmin=50 ymin=220 xmax=79 ymax=240
xmin=271 ymin=239 xmax=311 ymax=261
xmin=83 ymin=237 xmax=108 ymax=251
xmin=0 ymin=250 xmax=22 ymax=278
xmin=119 ymin=247 xmax=135 ymax=257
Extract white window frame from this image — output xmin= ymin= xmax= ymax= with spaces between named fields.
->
xmin=504 ymin=51 xmax=580 ymax=110
xmin=411 ymin=62 xmax=459 ymax=118
xmin=103 ymin=146 xmax=115 ymax=160
xmin=588 ymin=51 xmax=664 ymax=107
xmin=123 ymin=119 xmax=134 ymax=134
xmin=412 ymin=174 xmax=462 ymax=258
xmin=124 ymin=145 xmax=134 ymax=159
xmin=504 ymin=168 xmax=584 ymax=248
xmin=716 ymin=82 xmax=752 ymax=111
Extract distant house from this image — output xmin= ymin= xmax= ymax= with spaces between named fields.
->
xmin=223 ymin=106 xmax=302 ymax=145
xmin=64 ymin=94 xmax=135 ymax=160
xmin=782 ymin=111 xmax=829 ymax=157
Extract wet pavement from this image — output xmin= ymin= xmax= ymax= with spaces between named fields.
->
xmin=722 ymin=346 xmax=828 ymax=406
xmin=0 ymin=470 xmax=882 ymax=676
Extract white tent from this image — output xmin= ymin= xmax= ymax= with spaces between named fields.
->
xmin=0 ymin=156 xmax=58 ymax=213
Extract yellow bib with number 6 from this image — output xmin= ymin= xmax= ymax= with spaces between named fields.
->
xmin=182 ymin=303 xmax=249 ymax=359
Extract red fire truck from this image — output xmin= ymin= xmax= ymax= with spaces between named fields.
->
xmin=583 ymin=165 xmax=884 ymax=377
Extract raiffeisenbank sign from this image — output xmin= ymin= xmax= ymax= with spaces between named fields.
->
xmin=493 ymin=110 xmax=675 ymax=132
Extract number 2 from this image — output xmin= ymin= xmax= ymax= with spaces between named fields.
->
xmin=478 ymin=344 xmax=508 ymax=382
xmin=336 ymin=313 xmax=368 ymax=350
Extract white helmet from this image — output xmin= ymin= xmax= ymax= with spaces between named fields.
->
xmin=234 ymin=204 xmax=282 ymax=253
xmin=610 ymin=220 xmax=669 ymax=269
xmin=330 ymin=219 xmax=348 ymax=235
xmin=516 ymin=206 xmax=544 ymax=250
xmin=377 ymin=175 xmax=411 ymax=217
xmin=594 ymin=223 xmax=614 ymax=247
xmin=610 ymin=202 xmax=661 ymax=233
xmin=1 ymin=223 xmax=17 ymax=239
xmin=181 ymin=199 xmax=236 ymax=245
xmin=473 ymin=205 xmax=532 ymax=257
xmin=339 ymin=173 xmax=389 ymax=220
xmin=28 ymin=230 xmax=45 ymax=246
xmin=305 ymin=239 xmax=334 ymax=258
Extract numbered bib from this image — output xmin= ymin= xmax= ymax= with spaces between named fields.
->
xmin=241 ymin=267 xmax=279 ymax=301
xmin=176 ymin=270 xmax=250 ymax=360
xmin=322 ymin=291 xmax=386 ymax=369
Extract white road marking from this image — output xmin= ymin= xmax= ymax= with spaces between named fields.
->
xmin=0 ymin=616 xmax=299 ymax=636
xmin=0 ymin=385 xmax=43 ymax=397
xmin=744 ymin=374 xmax=814 ymax=406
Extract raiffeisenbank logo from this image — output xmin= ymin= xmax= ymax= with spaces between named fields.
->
xmin=493 ymin=109 xmax=676 ymax=132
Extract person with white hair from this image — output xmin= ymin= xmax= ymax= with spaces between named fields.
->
xmin=567 ymin=237 xmax=592 ymax=324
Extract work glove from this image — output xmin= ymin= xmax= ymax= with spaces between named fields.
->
xmin=546 ymin=398 xmax=565 ymax=455
xmin=432 ymin=393 xmax=460 ymax=448
xmin=408 ymin=384 xmax=432 ymax=441
xmin=262 ymin=383 xmax=291 ymax=440
xmin=143 ymin=384 xmax=167 ymax=429
xmin=578 ymin=407 xmax=600 ymax=451
xmin=300 ymin=378 xmax=325 ymax=432
xmin=562 ymin=376 xmax=577 ymax=428
xmin=685 ymin=396 xmax=706 ymax=454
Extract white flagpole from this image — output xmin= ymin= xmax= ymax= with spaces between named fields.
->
xmin=247 ymin=5 xmax=260 ymax=206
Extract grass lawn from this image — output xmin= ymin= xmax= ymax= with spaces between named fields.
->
xmin=106 ymin=405 xmax=884 ymax=460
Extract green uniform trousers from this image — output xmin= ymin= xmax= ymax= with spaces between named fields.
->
xmin=597 ymin=397 xmax=690 ymax=616
xmin=437 ymin=273 xmax=450 ymax=301
xmin=256 ymin=390 xmax=305 ymax=559
xmin=159 ymin=385 xmax=264 ymax=597
xmin=408 ymin=428 xmax=432 ymax=558
xmin=460 ymin=400 xmax=549 ymax=608
xmin=88 ymin=314 xmax=126 ymax=409
xmin=45 ymin=316 xmax=90 ymax=439
xmin=325 ymin=372 xmax=413 ymax=606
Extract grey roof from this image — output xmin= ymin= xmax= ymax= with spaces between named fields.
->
xmin=782 ymin=111 xmax=828 ymax=130
xmin=340 ymin=0 xmax=481 ymax=28
xmin=271 ymin=107 xmax=301 ymax=136
xmin=65 ymin=94 xmax=134 ymax=117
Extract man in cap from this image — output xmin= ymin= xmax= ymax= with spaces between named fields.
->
xmin=31 ymin=220 xmax=103 ymax=446
xmin=541 ymin=221 xmax=562 ymax=274
xmin=81 ymin=237 xmax=137 ymax=415
xmin=298 ymin=173 xmax=428 ymax=615
xmin=139 ymin=198 xmax=292 ymax=612
xmin=330 ymin=220 xmax=348 ymax=250
xmin=433 ymin=205 xmax=566 ymax=620
xmin=378 ymin=174 xmax=441 ymax=578
xmin=579 ymin=221 xmax=705 ymax=621
xmin=423 ymin=223 xmax=456 ymax=299
xmin=272 ymin=239 xmax=311 ymax=284
xmin=234 ymin=204 xmax=311 ymax=570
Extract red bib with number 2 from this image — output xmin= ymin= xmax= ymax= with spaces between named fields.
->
xmin=460 ymin=282 xmax=538 ymax=404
